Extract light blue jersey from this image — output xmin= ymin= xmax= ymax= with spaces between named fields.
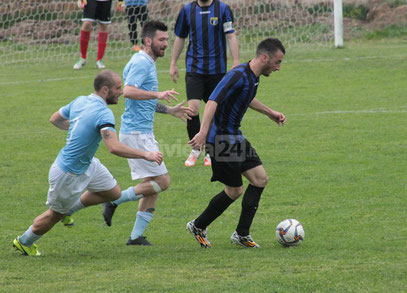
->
xmin=56 ymin=94 xmax=115 ymax=175
xmin=125 ymin=0 xmax=148 ymax=6
xmin=121 ymin=50 xmax=158 ymax=134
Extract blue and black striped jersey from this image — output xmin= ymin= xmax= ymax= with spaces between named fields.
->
xmin=174 ymin=0 xmax=235 ymax=75
xmin=207 ymin=62 xmax=259 ymax=144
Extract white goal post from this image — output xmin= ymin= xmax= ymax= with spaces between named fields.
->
xmin=334 ymin=0 xmax=344 ymax=47
xmin=0 ymin=0 xmax=343 ymax=66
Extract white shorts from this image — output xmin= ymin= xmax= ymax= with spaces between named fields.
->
xmin=46 ymin=157 xmax=117 ymax=214
xmin=119 ymin=132 xmax=168 ymax=180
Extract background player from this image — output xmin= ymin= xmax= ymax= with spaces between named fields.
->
xmin=170 ymin=0 xmax=240 ymax=167
xmin=74 ymin=0 xmax=112 ymax=70
xmin=119 ymin=0 xmax=149 ymax=52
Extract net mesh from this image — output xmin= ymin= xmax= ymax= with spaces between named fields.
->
xmin=0 ymin=0 xmax=336 ymax=66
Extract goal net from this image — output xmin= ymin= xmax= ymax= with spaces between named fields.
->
xmin=0 ymin=0 xmax=335 ymax=66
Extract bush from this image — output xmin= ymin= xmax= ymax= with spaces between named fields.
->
xmin=343 ymin=4 xmax=369 ymax=21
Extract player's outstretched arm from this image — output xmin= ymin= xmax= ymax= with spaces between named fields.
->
xmin=188 ymin=100 xmax=218 ymax=150
xmin=101 ymin=129 xmax=163 ymax=165
xmin=170 ymin=37 xmax=186 ymax=83
xmin=155 ymin=100 xmax=195 ymax=122
xmin=249 ymin=98 xmax=286 ymax=126
xmin=124 ymin=86 xmax=179 ymax=103
xmin=50 ymin=111 xmax=69 ymax=130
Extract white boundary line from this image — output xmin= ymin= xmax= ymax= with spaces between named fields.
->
xmin=289 ymin=109 xmax=407 ymax=116
xmin=2 ymin=53 xmax=407 ymax=86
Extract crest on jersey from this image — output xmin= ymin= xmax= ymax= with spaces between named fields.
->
xmin=210 ymin=17 xmax=218 ymax=26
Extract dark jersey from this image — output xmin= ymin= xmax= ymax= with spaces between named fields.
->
xmin=174 ymin=0 xmax=235 ymax=75
xmin=207 ymin=62 xmax=259 ymax=144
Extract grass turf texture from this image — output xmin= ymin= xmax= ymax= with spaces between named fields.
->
xmin=1 ymin=39 xmax=406 ymax=292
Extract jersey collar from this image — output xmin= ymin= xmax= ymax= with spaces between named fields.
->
xmin=89 ymin=93 xmax=107 ymax=106
xmin=139 ymin=50 xmax=156 ymax=65
xmin=245 ymin=61 xmax=259 ymax=80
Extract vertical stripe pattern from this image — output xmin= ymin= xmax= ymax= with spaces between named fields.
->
xmin=207 ymin=63 xmax=259 ymax=144
xmin=174 ymin=0 xmax=235 ymax=75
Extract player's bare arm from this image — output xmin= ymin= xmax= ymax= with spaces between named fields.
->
xmin=249 ymin=98 xmax=286 ymax=126
xmin=101 ymin=129 xmax=163 ymax=164
xmin=170 ymin=37 xmax=186 ymax=83
xmin=226 ymin=33 xmax=240 ymax=68
xmin=156 ymin=100 xmax=195 ymax=122
xmin=188 ymin=100 xmax=218 ymax=149
xmin=50 ymin=111 xmax=69 ymax=130
xmin=123 ymin=85 xmax=179 ymax=103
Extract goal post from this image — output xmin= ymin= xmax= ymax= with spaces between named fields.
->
xmin=0 ymin=0 xmax=343 ymax=66
xmin=334 ymin=0 xmax=344 ymax=48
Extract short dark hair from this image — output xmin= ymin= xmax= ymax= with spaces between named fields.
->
xmin=256 ymin=38 xmax=286 ymax=57
xmin=141 ymin=20 xmax=168 ymax=40
xmin=94 ymin=70 xmax=117 ymax=91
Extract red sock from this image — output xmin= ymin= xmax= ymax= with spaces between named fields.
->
xmin=97 ymin=32 xmax=108 ymax=61
xmin=80 ymin=30 xmax=91 ymax=59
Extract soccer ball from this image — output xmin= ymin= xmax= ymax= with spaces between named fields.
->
xmin=275 ymin=219 xmax=305 ymax=247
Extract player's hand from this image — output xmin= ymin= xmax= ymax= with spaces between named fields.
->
xmin=77 ymin=0 xmax=87 ymax=9
xmin=168 ymin=100 xmax=195 ymax=122
xmin=117 ymin=1 xmax=125 ymax=12
xmin=188 ymin=132 xmax=206 ymax=150
xmin=157 ymin=88 xmax=179 ymax=103
xmin=170 ymin=64 xmax=179 ymax=83
xmin=145 ymin=151 xmax=163 ymax=165
xmin=270 ymin=110 xmax=286 ymax=127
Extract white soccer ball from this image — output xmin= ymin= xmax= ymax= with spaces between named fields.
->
xmin=275 ymin=219 xmax=305 ymax=247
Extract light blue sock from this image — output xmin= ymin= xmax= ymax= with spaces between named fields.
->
xmin=66 ymin=198 xmax=85 ymax=216
xmin=130 ymin=211 xmax=153 ymax=240
xmin=112 ymin=187 xmax=143 ymax=206
xmin=19 ymin=225 xmax=42 ymax=246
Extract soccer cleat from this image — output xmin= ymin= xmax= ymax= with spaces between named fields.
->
xmin=186 ymin=220 xmax=211 ymax=248
xmin=13 ymin=237 xmax=42 ymax=256
xmin=73 ymin=58 xmax=86 ymax=70
xmin=126 ymin=236 xmax=152 ymax=246
xmin=132 ymin=44 xmax=142 ymax=52
xmin=203 ymin=153 xmax=212 ymax=166
xmin=61 ymin=216 xmax=74 ymax=228
xmin=230 ymin=231 xmax=261 ymax=248
xmin=185 ymin=149 xmax=201 ymax=167
xmin=103 ymin=202 xmax=117 ymax=227
xmin=96 ymin=59 xmax=106 ymax=69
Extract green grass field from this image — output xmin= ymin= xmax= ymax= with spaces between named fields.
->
xmin=1 ymin=39 xmax=406 ymax=292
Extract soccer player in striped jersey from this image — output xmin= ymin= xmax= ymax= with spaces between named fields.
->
xmin=186 ymin=38 xmax=286 ymax=248
xmin=170 ymin=0 xmax=240 ymax=167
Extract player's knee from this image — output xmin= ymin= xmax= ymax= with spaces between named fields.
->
xmin=225 ymin=186 xmax=244 ymax=199
xmin=261 ymin=174 xmax=269 ymax=187
xmin=252 ymin=174 xmax=269 ymax=188
xmin=82 ymin=21 xmax=92 ymax=31
xmin=153 ymin=174 xmax=170 ymax=192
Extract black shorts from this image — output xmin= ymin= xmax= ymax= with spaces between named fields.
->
xmin=206 ymin=139 xmax=263 ymax=187
xmin=185 ymin=73 xmax=225 ymax=103
xmin=82 ymin=0 xmax=112 ymax=23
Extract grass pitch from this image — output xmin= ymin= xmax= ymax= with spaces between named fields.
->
xmin=1 ymin=39 xmax=406 ymax=292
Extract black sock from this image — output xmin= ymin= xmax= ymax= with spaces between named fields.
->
xmin=194 ymin=190 xmax=234 ymax=229
xmin=236 ymin=184 xmax=264 ymax=236
xmin=187 ymin=115 xmax=201 ymax=141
